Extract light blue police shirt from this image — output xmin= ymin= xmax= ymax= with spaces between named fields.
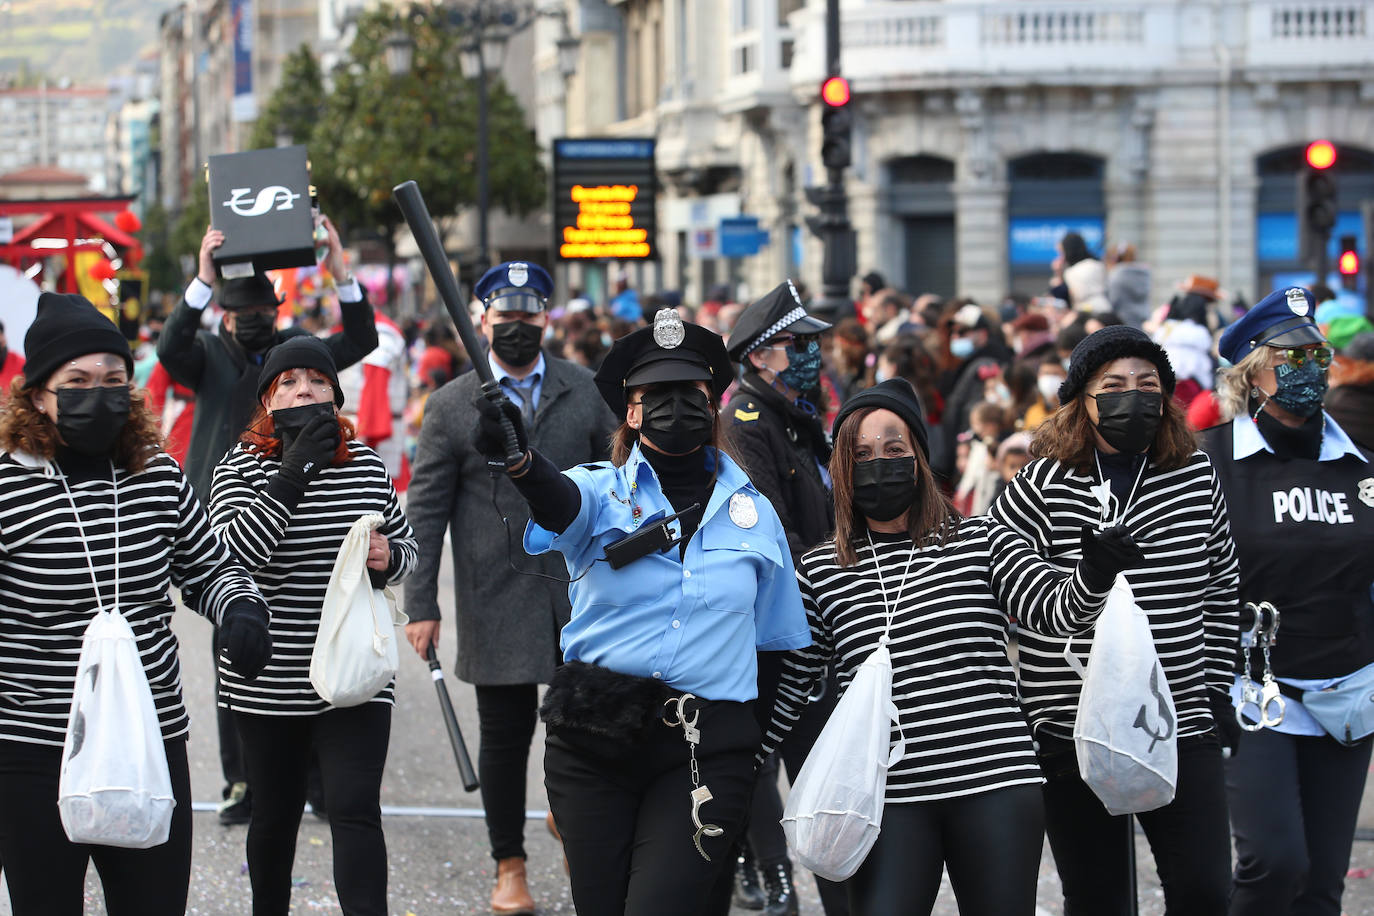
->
xmin=1229 ymin=410 xmax=1367 ymax=736
xmin=524 ymin=443 xmax=811 ymax=702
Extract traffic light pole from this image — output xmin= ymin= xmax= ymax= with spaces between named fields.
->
xmin=807 ymin=0 xmax=856 ymax=320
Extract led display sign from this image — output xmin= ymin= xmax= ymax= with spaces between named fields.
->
xmin=553 ymin=138 xmax=657 ymax=261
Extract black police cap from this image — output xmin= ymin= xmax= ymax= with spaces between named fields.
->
xmin=595 ymin=309 xmax=734 ymax=418
xmin=726 ymin=280 xmax=832 ymax=362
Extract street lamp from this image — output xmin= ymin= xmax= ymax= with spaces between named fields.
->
xmin=387 ymin=2 xmax=580 ymax=281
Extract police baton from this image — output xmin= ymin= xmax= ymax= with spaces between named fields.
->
xmin=425 ymin=645 xmax=480 ymax=793
xmin=392 ymin=180 xmax=522 ymax=469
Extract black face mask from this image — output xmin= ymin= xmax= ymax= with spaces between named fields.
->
xmin=232 ymin=311 xmax=277 ymax=352
xmin=1092 ymin=389 xmax=1163 ymax=455
xmin=852 ymin=456 xmax=918 ymax=522
xmin=639 ymin=384 xmax=715 ymax=455
xmin=271 ymin=401 xmax=335 ymax=452
xmin=55 ymin=386 xmax=130 ymax=457
xmin=490 ymin=321 xmax=544 ymax=368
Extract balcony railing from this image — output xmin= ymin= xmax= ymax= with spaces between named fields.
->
xmin=773 ymin=0 xmax=1374 ymax=90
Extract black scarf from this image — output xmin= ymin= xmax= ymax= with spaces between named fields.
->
xmin=641 ymin=445 xmax=712 ymax=558
xmin=1252 ymin=398 xmax=1323 ymax=462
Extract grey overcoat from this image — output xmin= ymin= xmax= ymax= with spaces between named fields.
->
xmin=403 ymin=353 xmax=618 ymax=685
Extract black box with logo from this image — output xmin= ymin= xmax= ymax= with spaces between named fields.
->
xmin=207 ymin=145 xmax=315 ymax=278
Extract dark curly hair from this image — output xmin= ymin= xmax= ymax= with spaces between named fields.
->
xmin=0 ymin=375 xmax=163 ymax=473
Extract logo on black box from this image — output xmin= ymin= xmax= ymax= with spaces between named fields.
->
xmin=223 ymin=186 xmax=302 ymax=218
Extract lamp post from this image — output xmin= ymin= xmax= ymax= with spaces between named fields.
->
xmin=387 ymin=2 xmax=580 ymax=282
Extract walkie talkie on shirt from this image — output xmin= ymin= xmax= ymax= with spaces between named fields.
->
xmin=603 ymin=503 xmax=702 ymax=569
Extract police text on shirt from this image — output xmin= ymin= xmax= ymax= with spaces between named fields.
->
xmin=1272 ymin=486 xmax=1355 ymax=525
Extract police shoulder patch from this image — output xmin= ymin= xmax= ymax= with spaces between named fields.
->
xmin=734 ymin=403 xmax=760 ymax=423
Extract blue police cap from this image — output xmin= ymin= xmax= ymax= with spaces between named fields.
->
xmin=474 ymin=261 xmax=553 ymax=313
xmin=1218 ymin=286 xmax=1327 ymax=364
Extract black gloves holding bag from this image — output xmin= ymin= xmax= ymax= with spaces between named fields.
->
xmin=218 ymin=600 xmax=272 ymax=679
xmin=1078 ymin=524 xmax=1146 ymax=593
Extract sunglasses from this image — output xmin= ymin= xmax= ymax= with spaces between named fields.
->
xmin=1271 ymin=346 xmax=1333 ymax=369
xmin=764 ymin=333 xmax=820 ymax=352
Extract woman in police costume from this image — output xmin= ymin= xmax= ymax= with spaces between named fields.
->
xmin=473 ymin=309 xmax=810 ymax=916
xmin=1200 ymin=286 xmax=1374 ymax=916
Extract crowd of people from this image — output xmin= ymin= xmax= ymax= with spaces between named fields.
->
xmin=0 ymin=222 xmax=1372 ymax=916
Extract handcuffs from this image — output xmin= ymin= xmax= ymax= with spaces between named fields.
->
xmin=1236 ymin=601 xmax=1285 ymax=730
xmin=662 ymin=693 xmax=724 ymax=861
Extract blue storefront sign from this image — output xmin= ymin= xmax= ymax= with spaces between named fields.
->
xmin=1256 ymin=211 xmax=1366 ymax=263
xmin=719 ymin=216 xmax=769 ymax=258
xmin=1008 ymin=217 xmax=1104 ymax=266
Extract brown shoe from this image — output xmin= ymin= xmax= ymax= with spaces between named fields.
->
xmin=491 ymin=857 xmax=535 ymax=915
xmin=546 ymin=810 xmax=569 ymax=875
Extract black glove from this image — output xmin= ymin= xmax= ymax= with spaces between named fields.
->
xmin=217 ymin=601 xmax=272 ymax=680
xmin=1079 ymin=524 xmax=1146 ymax=592
xmin=472 ymin=394 xmax=528 ymax=468
xmin=278 ymin=413 xmax=340 ymax=489
xmin=1209 ymin=688 xmax=1242 ymax=758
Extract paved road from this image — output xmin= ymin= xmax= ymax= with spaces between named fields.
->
xmin=5 ymin=544 xmax=1374 ymax=914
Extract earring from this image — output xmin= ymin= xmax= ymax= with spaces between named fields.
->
xmin=1250 ymin=386 xmax=1262 ymax=399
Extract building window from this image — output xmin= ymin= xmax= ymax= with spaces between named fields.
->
xmin=735 ymin=0 xmax=753 ymax=32
xmin=733 ymin=44 xmax=755 ymax=74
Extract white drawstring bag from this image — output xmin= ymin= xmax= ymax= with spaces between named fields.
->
xmin=1065 ymin=574 xmax=1178 ymax=816
xmin=59 ymin=608 xmax=176 ymax=848
xmin=310 ymin=513 xmax=408 ymax=707
xmin=781 ymin=638 xmax=905 ymax=881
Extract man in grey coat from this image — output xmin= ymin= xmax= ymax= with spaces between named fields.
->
xmin=403 ymin=261 xmax=617 ymax=915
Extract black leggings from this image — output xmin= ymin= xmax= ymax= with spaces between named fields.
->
xmin=544 ymin=697 xmax=758 ymax=916
xmin=846 ymin=784 xmax=1045 ymax=916
xmin=475 ymin=683 xmax=539 ymax=860
xmin=1038 ymin=732 xmax=1231 ymax=916
xmin=0 ymin=737 xmax=193 ymax=916
xmin=1226 ymin=726 xmax=1374 ymax=916
xmin=235 ymin=703 xmax=392 ymax=916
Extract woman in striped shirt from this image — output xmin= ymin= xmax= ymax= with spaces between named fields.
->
xmin=210 ymin=337 xmax=417 ymax=916
xmin=0 ymin=293 xmax=270 ymax=916
xmin=990 ymin=325 xmax=1241 ymax=915
xmin=765 ymin=379 xmax=1143 ymax=916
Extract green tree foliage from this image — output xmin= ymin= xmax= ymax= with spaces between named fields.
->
xmin=247 ymin=44 xmax=327 ymax=151
xmin=319 ymin=6 xmax=546 ymax=250
xmin=137 ymin=201 xmax=182 ymax=298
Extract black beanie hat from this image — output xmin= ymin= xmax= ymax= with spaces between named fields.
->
xmin=832 ymin=378 xmax=930 ymax=460
xmin=22 ymin=292 xmax=134 ymax=389
xmin=1058 ymin=325 xmax=1176 ymax=404
xmin=256 ymin=336 xmax=344 ymax=407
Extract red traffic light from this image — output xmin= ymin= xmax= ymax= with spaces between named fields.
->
xmin=821 ymin=76 xmax=850 ymax=107
xmin=1306 ymin=140 xmax=1337 ymax=170
xmin=1339 ymin=250 xmax=1360 ymax=275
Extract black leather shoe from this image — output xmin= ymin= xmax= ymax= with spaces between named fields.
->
xmin=762 ymin=860 xmax=799 ymax=916
xmin=218 ymin=782 xmax=252 ymax=826
xmin=733 ymin=841 xmax=766 ymax=910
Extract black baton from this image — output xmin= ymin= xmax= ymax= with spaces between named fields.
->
xmin=425 ymin=645 xmax=480 ymax=792
xmin=393 ymin=179 xmax=523 ymax=469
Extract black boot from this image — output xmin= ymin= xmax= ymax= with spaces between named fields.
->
xmin=732 ymin=840 xmax=766 ymax=910
xmin=762 ymin=860 xmax=799 ymax=916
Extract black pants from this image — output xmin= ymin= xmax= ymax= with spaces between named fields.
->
xmin=849 ymin=784 xmax=1044 ymax=915
xmin=475 ymin=682 xmax=539 ymax=860
xmin=236 ymin=703 xmax=392 ymax=916
xmin=1039 ymin=732 xmax=1232 ymax=916
xmin=544 ymin=696 xmax=758 ymax=916
xmin=213 ymin=632 xmax=248 ymax=789
xmin=0 ymin=737 xmax=192 ymax=916
xmin=752 ymin=655 xmax=851 ymax=916
xmin=1226 ymin=726 xmax=1374 ymax=916
xmin=747 ymin=754 xmax=789 ymax=865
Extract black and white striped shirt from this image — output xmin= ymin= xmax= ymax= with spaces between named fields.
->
xmin=764 ymin=517 xmax=1111 ymax=803
xmin=210 ymin=442 xmax=417 ymax=715
xmin=0 ymin=449 xmax=265 ymax=747
xmin=989 ymin=452 xmax=1240 ymax=740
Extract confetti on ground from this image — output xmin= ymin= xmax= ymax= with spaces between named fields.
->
xmin=291 ymin=877 xmax=310 ymax=887
xmin=1348 ymin=867 xmax=1374 ymax=879
xmin=309 ymin=837 xmax=324 ymax=846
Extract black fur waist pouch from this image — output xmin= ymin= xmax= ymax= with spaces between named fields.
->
xmin=539 ymin=661 xmax=669 ymax=752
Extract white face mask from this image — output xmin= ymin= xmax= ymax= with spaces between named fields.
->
xmin=1037 ymin=375 xmax=1064 ymax=403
